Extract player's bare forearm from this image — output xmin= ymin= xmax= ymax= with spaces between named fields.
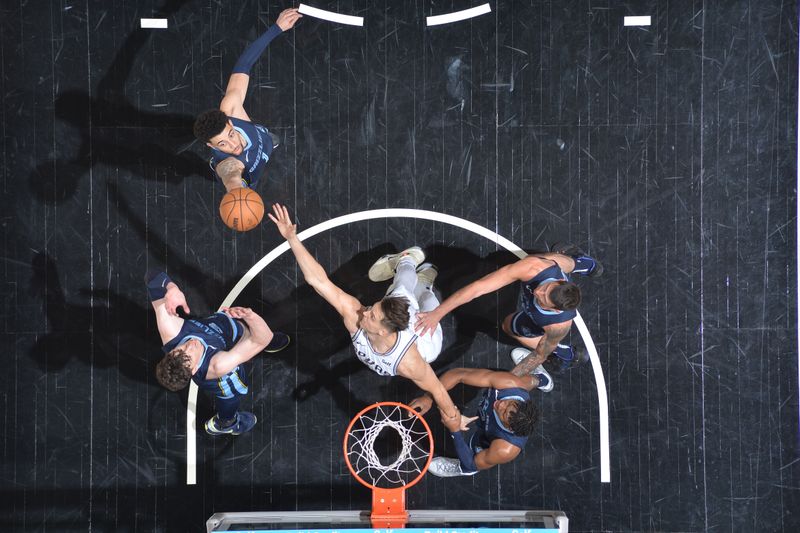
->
xmin=426 ymin=381 xmax=459 ymax=420
xmin=511 ymin=351 xmax=548 ymax=377
xmin=286 ymin=235 xmax=331 ymax=289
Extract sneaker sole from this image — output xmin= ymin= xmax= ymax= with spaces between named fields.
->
xmin=510 ymin=347 xmax=532 ymax=366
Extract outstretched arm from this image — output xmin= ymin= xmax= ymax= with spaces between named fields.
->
xmin=220 ymin=8 xmax=302 ymax=121
xmin=146 ymin=271 xmax=189 ymax=344
xmin=415 ymin=256 xmax=548 ymax=336
xmin=409 ymin=367 xmax=536 ymax=415
xmin=205 ymin=306 xmax=274 ymax=379
xmin=397 ymin=350 xmax=460 ymax=423
xmin=268 ymin=204 xmax=362 ymax=332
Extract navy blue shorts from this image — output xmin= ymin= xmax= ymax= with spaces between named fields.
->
xmin=509 ymin=311 xmax=545 ymax=338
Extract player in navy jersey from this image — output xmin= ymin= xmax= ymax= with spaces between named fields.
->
xmin=147 ymin=271 xmax=290 ymax=436
xmin=415 ymin=244 xmax=603 ymax=380
xmin=193 ymin=8 xmax=302 ymax=191
xmin=409 ymin=366 xmax=549 ymax=476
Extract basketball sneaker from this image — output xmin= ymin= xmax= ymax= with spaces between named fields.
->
xmin=427 ymin=457 xmax=478 ymax=478
xmin=416 ymin=263 xmax=439 ymax=288
xmin=205 ymin=412 xmax=257 ymax=436
xmin=264 ymin=332 xmax=291 ymax=353
xmin=510 ymin=348 xmax=554 ymax=392
xmin=368 ymin=246 xmax=425 ymax=282
xmin=550 ymin=242 xmax=604 ymax=277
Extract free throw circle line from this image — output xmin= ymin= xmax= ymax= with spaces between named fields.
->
xmin=186 ymin=208 xmax=610 ymax=484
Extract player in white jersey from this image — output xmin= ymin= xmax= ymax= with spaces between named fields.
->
xmin=268 ymin=204 xmax=462 ymax=429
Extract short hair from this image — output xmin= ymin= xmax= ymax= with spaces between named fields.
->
xmin=550 ymin=282 xmax=581 ymax=310
xmin=155 ymin=348 xmax=192 ymax=391
xmin=193 ymin=109 xmax=228 ymax=142
xmin=216 ymin=157 xmax=244 ymax=181
xmin=379 ymin=295 xmax=410 ymax=332
xmin=508 ymin=400 xmax=539 ymax=436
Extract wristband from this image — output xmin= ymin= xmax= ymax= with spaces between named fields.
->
xmin=145 ymin=270 xmax=172 ymax=301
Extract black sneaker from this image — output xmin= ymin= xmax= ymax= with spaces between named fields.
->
xmin=205 ymin=412 xmax=257 ymax=436
xmin=264 ymin=332 xmax=290 ymax=353
xmin=545 ymin=345 xmax=589 ymax=373
xmin=269 ymin=131 xmax=281 ymax=150
xmin=550 ymin=242 xmax=604 ymax=278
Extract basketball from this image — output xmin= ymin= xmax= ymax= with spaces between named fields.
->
xmin=219 ymin=188 xmax=264 ymax=232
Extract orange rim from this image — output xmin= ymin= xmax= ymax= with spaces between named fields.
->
xmin=343 ymin=401 xmax=434 ymax=490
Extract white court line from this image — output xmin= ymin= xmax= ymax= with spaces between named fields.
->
xmin=140 ymin=18 xmax=168 ymax=29
xmin=623 ymin=16 xmax=651 ymax=27
xmin=186 ymin=209 xmax=610 ymax=484
xmin=427 ymin=4 xmax=492 ymax=27
xmin=796 ymin=24 xmax=799 ymax=468
xmin=298 ymin=4 xmax=363 ymax=26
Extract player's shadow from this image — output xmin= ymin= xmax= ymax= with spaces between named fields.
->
xmin=261 ymin=244 xmax=548 ymax=413
xmin=28 ymin=251 xmax=160 ymax=384
xmin=237 ymin=244 xmax=397 ymax=416
xmin=29 ymin=0 xmax=205 ymax=205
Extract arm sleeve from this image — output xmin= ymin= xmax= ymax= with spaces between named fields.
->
xmin=450 ymin=431 xmax=478 ymax=473
xmin=232 ymin=24 xmax=284 ymax=75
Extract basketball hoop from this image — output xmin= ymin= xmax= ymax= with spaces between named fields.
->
xmin=343 ymin=402 xmax=433 ymax=528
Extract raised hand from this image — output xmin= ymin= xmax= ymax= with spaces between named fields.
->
xmin=414 ymin=309 xmax=443 ymax=336
xmin=267 ymin=203 xmax=297 ymax=240
xmin=276 ymin=8 xmax=303 ymax=31
xmin=409 ymin=394 xmax=433 ymax=416
xmin=458 ymin=414 xmax=478 ymax=432
xmin=221 ymin=306 xmax=254 ymax=320
xmin=439 ymin=406 xmax=462 ymax=433
xmin=164 ymin=284 xmax=190 ymax=316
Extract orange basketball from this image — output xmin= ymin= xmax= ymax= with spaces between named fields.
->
xmin=219 ymin=188 xmax=264 ymax=232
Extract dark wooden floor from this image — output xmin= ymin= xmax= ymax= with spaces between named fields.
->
xmin=1 ymin=0 xmax=798 ymax=531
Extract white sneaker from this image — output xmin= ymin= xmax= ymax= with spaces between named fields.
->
xmin=510 ymin=347 xmax=532 ymax=365
xmin=416 ymin=262 xmax=438 ymax=288
xmin=427 ymin=457 xmax=477 ymax=478
xmin=511 ymin=348 xmax=554 ymax=392
xmin=533 ymin=365 xmax=554 ymax=393
xmin=368 ymin=247 xmax=426 ymax=282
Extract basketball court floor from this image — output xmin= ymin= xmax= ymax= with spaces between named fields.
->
xmin=2 ymin=1 xmax=798 ymax=531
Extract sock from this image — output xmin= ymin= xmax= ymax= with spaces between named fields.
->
xmin=571 ymin=256 xmax=597 ymax=276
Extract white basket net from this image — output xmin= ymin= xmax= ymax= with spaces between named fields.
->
xmin=345 ymin=403 xmax=432 ymax=488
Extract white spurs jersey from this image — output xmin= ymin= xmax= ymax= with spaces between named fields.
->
xmin=351 ymin=286 xmax=427 ymax=376
xmin=351 ymin=328 xmax=418 ymax=376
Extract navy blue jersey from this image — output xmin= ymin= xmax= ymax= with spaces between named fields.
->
xmin=518 ymin=261 xmax=576 ymax=336
xmin=210 ymin=117 xmax=274 ymax=188
xmin=162 ymin=312 xmax=248 ymax=398
xmin=470 ymin=387 xmax=530 ymax=452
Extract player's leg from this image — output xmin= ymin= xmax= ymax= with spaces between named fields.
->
xmin=414 ymin=263 xmax=443 ymax=363
xmin=205 ymin=368 xmax=257 ymax=436
xmin=503 ymin=312 xmax=586 ymax=373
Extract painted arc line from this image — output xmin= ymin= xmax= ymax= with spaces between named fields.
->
xmin=186 ymin=208 xmax=610 ymax=484
xmin=427 ymin=4 xmax=492 ymax=26
xmin=796 ymin=21 xmax=799 ymax=475
xmin=140 ymin=18 xmax=168 ymax=29
xmin=623 ymin=16 xmax=651 ymax=26
xmin=298 ymin=4 xmax=363 ymax=26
